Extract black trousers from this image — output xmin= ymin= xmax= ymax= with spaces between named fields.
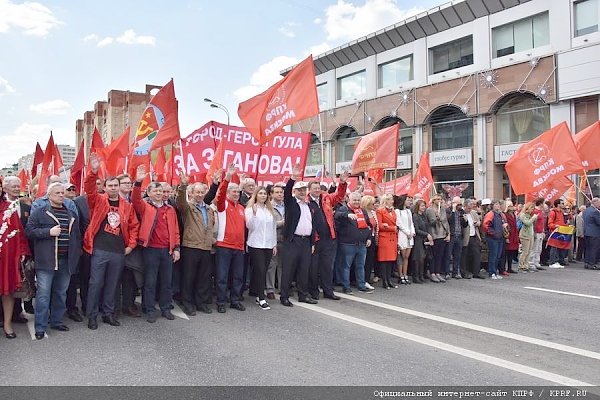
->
xmin=462 ymin=236 xmax=481 ymax=276
xmin=576 ymin=236 xmax=585 ymax=261
xmin=308 ymin=237 xmax=336 ymax=298
xmin=119 ymin=268 xmax=138 ymax=310
xmin=248 ymin=247 xmax=273 ymax=301
xmin=66 ymin=252 xmax=90 ymax=313
xmin=281 ymin=236 xmax=311 ymax=301
xmin=180 ymin=247 xmax=213 ymax=310
xmin=364 ymin=243 xmax=377 ymax=283
xmin=584 ymin=236 xmax=600 ymax=265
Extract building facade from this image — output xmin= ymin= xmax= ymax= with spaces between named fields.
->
xmin=290 ymin=0 xmax=600 ymax=200
xmin=75 ymin=84 xmax=161 ymax=159
xmin=17 ymin=144 xmax=76 ymax=174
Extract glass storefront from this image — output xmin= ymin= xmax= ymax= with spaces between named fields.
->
xmin=495 ymin=94 xmax=550 ymax=144
xmin=433 ymin=168 xmax=475 ymax=199
xmin=430 ymin=107 xmax=473 ymax=151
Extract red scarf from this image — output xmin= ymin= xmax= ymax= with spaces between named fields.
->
xmin=350 ymin=206 xmax=368 ymax=229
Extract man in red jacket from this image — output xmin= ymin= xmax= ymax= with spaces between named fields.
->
xmin=85 ymin=154 xmax=139 ymax=330
xmin=214 ymin=163 xmax=246 ymax=314
xmin=133 ymin=165 xmax=181 ymax=323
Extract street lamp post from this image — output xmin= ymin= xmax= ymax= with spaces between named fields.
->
xmin=204 ymin=98 xmax=230 ymax=126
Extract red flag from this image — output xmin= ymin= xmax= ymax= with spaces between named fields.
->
xmin=408 ymin=153 xmax=434 ymax=203
xmin=31 ymin=142 xmax=44 ymax=179
xmin=206 ymin=138 xmax=224 ymax=185
xmin=382 ymin=174 xmax=412 ymax=195
xmin=99 ymin=126 xmax=130 ymax=175
xmin=351 ymin=124 xmax=399 ymax=174
xmin=366 ymin=168 xmax=384 ymax=184
xmin=574 ymin=121 xmax=600 ymax=171
xmin=91 ymin=127 xmax=105 ymax=153
xmin=154 ymin=147 xmax=166 ymax=181
xmin=505 ymin=122 xmax=583 ymax=195
xmin=18 ymin=169 xmax=29 ymax=193
xmin=238 ymin=55 xmax=319 ymax=145
xmin=132 ymin=79 xmax=180 ymax=156
xmin=52 ymin=143 xmax=63 ymax=175
xmin=70 ymin=141 xmax=85 ymax=190
xmin=37 ymin=134 xmax=57 ymax=197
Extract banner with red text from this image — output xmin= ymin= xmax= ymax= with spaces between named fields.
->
xmin=173 ymin=121 xmax=311 ymax=185
xmin=525 ymin=176 xmax=573 ymax=203
xmin=381 ymin=174 xmax=412 ymax=196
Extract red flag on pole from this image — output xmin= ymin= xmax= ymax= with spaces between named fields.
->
xmin=18 ymin=169 xmax=29 ymax=193
xmin=52 ymin=143 xmax=63 ymax=175
xmin=574 ymin=121 xmax=600 ymax=171
xmin=31 ymin=142 xmax=44 ymax=179
xmin=37 ymin=133 xmax=57 ymax=197
xmin=91 ymin=127 xmax=105 ymax=153
xmin=154 ymin=147 xmax=166 ymax=181
xmin=505 ymin=122 xmax=583 ymax=195
xmin=237 ymin=55 xmax=319 ymax=145
xmin=99 ymin=126 xmax=130 ymax=175
xmin=408 ymin=153 xmax=434 ymax=203
xmin=70 ymin=141 xmax=85 ymax=190
xmin=351 ymin=124 xmax=399 ymax=174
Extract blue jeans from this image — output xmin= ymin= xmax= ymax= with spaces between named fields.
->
xmin=34 ymin=257 xmax=71 ymax=333
xmin=87 ymin=249 xmax=125 ymax=319
xmin=142 ymin=247 xmax=173 ymax=315
xmin=339 ymin=243 xmax=367 ymax=290
xmin=486 ymin=238 xmax=504 ymax=276
xmin=450 ymin=235 xmax=464 ymax=275
xmin=215 ymin=247 xmax=244 ymax=306
xmin=549 ymin=246 xmax=568 ymax=265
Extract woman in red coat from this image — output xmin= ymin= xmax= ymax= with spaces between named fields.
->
xmin=502 ymin=200 xmax=519 ymax=275
xmin=376 ymin=194 xmax=398 ymax=289
xmin=1 ymin=184 xmax=31 ymax=339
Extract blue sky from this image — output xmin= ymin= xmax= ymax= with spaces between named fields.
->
xmin=0 ymin=0 xmax=443 ymax=166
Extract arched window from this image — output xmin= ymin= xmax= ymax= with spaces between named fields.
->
xmin=373 ymin=116 xmax=413 ymax=155
xmin=333 ymin=125 xmax=359 ymax=162
xmin=430 ymin=107 xmax=473 ymax=151
xmin=495 ymin=93 xmax=550 ymax=144
xmin=307 ymin=133 xmax=322 ymax=165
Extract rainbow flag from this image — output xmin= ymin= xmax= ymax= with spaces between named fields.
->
xmin=547 ymin=225 xmax=575 ymax=250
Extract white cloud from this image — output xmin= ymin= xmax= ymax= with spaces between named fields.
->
xmin=82 ymin=33 xmax=98 ymax=42
xmin=278 ymin=26 xmax=296 ymax=38
xmin=29 ymin=99 xmax=71 ymax=115
xmin=0 ymin=76 xmax=16 ymax=96
xmin=307 ymin=42 xmax=331 ymax=56
xmin=0 ymin=0 xmax=62 ymax=37
xmin=0 ymin=123 xmax=72 ymax=165
xmin=313 ymin=17 xmax=322 ymax=24
xmin=116 ymin=29 xmax=156 ymax=46
xmin=97 ymin=36 xmax=114 ymax=47
xmin=324 ymin=0 xmax=424 ymax=42
xmin=233 ymin=56 xmax=299 ymax=102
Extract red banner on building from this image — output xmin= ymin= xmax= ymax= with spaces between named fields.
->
xmin=174 ymin=121 xmax=311 ymax=185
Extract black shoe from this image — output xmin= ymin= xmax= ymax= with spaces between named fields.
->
xmin=217 ymin=304 xmax=226 ymax=313
xmin=35 ymin=331 xmax=45 ymax=340
xmin=324 ymin=294 xmax=341 ymax=300
xmin=102 ymin=315 xmax=121 ymax=326
xmin=67 ymin=310 xmax=83 ymax=322
xmin=50 ymin=325 xmax=69 ymax=332
xmin=122 ymin=305 xmax=142 ymax=317
xmin=342 ymin=288 xmax=353 ymax=295
xmin=299 ymin=297 xmax=318 ymax=304
xmin=197 ymin=305 xmax=212 ymax=314
xmin=592 ymin=265 xmax=600 ymax=270
xmin=4 ymin=330 xmax=16 ymax=339
xmin=12 ymin=314 xmax=28 ymax=323
xmin=310 ymin=294 xmax=320 ymax=301
xmin=24 ymin=301 xmax=34 ymax=314
xmin=88 ymin=318 xmax=98 ymax=330
xmin=266 ymin=293 xmax=275 ymax=300
xmin=146 ymin=313 xmax=157 ymax=323
xmin=280 ymin=298 xmax=293 ymax=307
xmin=463 ymin=274 xmax=473 ymax=279
xmin=161 ymin=310 xmax=175 ymax=320
xmin=412 ymin=277 xmax=423 ymax=284
xmin=230 ymin=303 xmax=246 ymax=311
xmin=536 ymin=266 xmax=546 ymax=271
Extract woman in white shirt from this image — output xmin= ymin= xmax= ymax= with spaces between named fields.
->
xmin=394 ymin=194 xmax=415 ymax=284
xmin=245 ymin=186 xmax=277 ymax=310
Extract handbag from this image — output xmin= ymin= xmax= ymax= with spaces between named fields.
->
xmin=13 ymin=259 xmax=36 ymax=300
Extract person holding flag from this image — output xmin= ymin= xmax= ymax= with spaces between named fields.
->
xmin=547 ymin=199 xmax=572 ymax=269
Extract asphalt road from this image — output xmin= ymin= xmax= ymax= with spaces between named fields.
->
xmin=0 ymin=261 xmax=599 ymax=390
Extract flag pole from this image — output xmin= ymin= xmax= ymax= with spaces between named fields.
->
xmin=573 ymin=180 xmax=593 ymax=204
xmin=318 ymin=113 xmax=325 ymax=181
xmin=177 ymin=139 xmax=185 ymax=174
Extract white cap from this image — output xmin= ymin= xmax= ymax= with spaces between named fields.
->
xmin=292 ymin=181 xmax=308 ymax=190
xmin=481 ymin=198 xmax=491 ymax=205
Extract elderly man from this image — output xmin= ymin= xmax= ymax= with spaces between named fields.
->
xmin=213 ymin=163 xmax=247 ymax=313
xmin=26 ymin=182 xmax=82 ymax=339
xmin=583 ymin=198 xmax=600 ymax=270
xmin=176 ymin=172 xmax=218 ymax=315
xmin=239 ymin=177 xmax=256 ymax=207
xmin=280 ymin=164 xmax=317 ymax=307
xmin=32 ymin=174 xmax=79 ymax=217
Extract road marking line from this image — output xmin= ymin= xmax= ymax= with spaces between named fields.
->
xmin=294 ymin=301 xmax=594 ymax=387
xmin=524 ymin=286 xmax=600 ymax=300
xmin=334 ymin=293 xmax=600 ymax=361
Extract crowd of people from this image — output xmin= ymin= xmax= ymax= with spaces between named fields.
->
xmin=1 ymin=157 xmax=599 ymax=341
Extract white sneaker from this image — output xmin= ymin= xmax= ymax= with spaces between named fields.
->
xmin=548 ymin=262 xmax=563 ymax=269
xmin=491 ymin=274 xmax=498 ymax=280
xmin=365 ymin=282 xmax=375 ymax=290
xmin=496 ymin=274 xmax=503 ymax=279
xmin=258 ymin=299 xmax=271 ymax=310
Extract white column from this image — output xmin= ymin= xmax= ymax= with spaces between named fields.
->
xmin=476 ymin=115 xmax=486 ymax=199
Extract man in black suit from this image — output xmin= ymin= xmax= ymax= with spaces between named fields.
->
xmin=0 ymin=176 xmax=32 ymax=323
xmin=280 ymin=165 xmax=318 ymax=307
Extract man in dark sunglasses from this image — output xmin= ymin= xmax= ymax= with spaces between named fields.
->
xmin=64 ymin=183 xmax=78 ymax=200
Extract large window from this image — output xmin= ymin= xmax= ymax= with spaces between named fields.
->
xmin=430 ymin=107 xmax=473 ymax=151
xmin=495 ymin=94 xmax=550 ymax=144
xmin=378 ymin=56 xmax=413 ymax=89
xmin=492 ymin=13 xmax=549 ymax=57
xmin=337 ymin=70 xmax=366 ymax=100
xmin=430 ymin=36 xmax=473 ymax=74
xmin=373 ymin=116 xmax=413 ymax=155
xmin=317 ymin=83 xmax=328 ymax=110
xmin=307 ymin=134 xmax=322 ymax=165
xmin=333 ymin=126 xmax=359 ymax=162
xmin=575 ymin=0 xmax=598 ymax=37
xmin=433 ymin=168 xmax=475 ymax=199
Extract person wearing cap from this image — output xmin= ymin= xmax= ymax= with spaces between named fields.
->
xmin=280 ymin=164 xmax=317 ymax=307
xmin=26 ymin=182 xmax=82 ymax=340
xmin=214 ymin=163 xmax=247 ymax=313
xmin=84 ymin=154 xmax=139 ymax=329
xmin=63 ymin=183 xmax=78 ymax=200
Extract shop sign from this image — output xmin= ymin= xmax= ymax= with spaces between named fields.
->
xmin=430 ymin=148 xmax=472 ymax=167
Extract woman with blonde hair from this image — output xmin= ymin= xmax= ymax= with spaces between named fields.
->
xmin=518 ymin=202 xmax=538 ymax=272
xmin=394 ymin=195 xmax=415 ymax=284
xmin=376 ymin=194 xmax=398 ymax=289
xmin=361 ymin=195 xmax=378 ymax=284
xmin=245 ymin=186 xmax=277 ymax=310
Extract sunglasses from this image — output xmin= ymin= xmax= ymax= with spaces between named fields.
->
xmin=66 ymin=187 xmax=76 ymax=192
